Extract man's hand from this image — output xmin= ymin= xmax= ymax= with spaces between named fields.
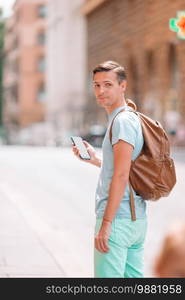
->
xmin=95 ymin=220 xmax=112 ymax=253
xmin=72 ymin=140 xmax=101 ymax=167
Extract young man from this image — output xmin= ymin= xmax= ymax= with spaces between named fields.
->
xmin=72 ymin=61 xmax=147 ymax=278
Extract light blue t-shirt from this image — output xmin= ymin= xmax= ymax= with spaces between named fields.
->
xmin=95 ymin=105 xmax=147 ymax=219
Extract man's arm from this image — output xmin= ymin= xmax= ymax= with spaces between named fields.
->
xmin=91 ymin=156 xmax=102 ymax=168
xmin=103 ymin=139 xmax=133 ymax=221
xmin=95 ymin=139 xmax=133 ymax=253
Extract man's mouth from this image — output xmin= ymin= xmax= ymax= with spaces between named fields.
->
xmin=98 ymin=97 xmax=107 ymax=100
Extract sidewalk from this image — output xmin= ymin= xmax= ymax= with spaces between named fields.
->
xmin=0 ymin=145 xmax=184 ymax=278
xmin=0 ymin=184 xmax=65 ymax=278
xmin=171 ymin=146 xmax=185 ymax=163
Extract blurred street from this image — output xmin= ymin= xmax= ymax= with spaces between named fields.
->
xmin=0 ymin=145 xmax=184 ymax=278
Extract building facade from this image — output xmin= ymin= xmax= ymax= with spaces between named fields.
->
xmin=46 ymin=0 xmax=87 ymax=145
xmin=81 ymin=0 xmax=185 ymax=146
xmin=3 ymin=0 xmax=47 ymax=144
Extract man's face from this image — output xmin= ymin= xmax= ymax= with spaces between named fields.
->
xmin=93 ymin=71 xmax=126 ymax=109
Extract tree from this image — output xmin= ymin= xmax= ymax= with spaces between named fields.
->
xmin=0 ymin=8 xmax=5 ymax=142
xmin=0 ymin=9 xmax=4 ymax=123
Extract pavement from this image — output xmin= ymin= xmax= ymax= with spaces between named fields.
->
xmin=0 ymin=145 xmax=184 ymax=278
xmin=0 ymin=146 xmax=97 ymax=278
xmin=0 ymin=176 xmax=66 ymax=278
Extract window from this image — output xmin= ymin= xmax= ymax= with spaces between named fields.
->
xmin=168 ymin=44 xmax=179 ymax=89
xmin=14 ymin=36 xmax=19 ymax=49
xmin=12 ymin=60 xmax=19 ymax=73
xmin=38 ymin=5 xmax=46 ymax=18
xmin=128 ymin=57 xmax=140 ymax=109
xmin=168 ymin=44 xmax=179 ymax=111
xmin=38 ymin=57 xmax=45 ymax=72
xmin=11 ymin=84 xmax=18 ymax=103
xmin=37 ymin=32 xmax=46 ymax=45
xmin=37 ymin=83 xmax=46 ymax=103
xmin=146 ymin=50 xmax=155 ymax=90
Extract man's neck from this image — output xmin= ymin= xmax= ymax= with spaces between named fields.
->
xmin=106 ymin=100 xmax=127 ymax=115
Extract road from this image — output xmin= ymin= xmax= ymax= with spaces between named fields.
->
xmin=0 ymin=145 xmax=184 ymax=277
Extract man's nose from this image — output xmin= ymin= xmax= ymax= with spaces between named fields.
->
xmin=99 ymin=86 xmax=105 ymax=94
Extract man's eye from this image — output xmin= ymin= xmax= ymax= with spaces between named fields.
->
xmin=105 ymin=83 xmax=112 ymax=87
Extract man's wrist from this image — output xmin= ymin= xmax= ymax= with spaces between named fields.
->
xmin=92 ymin=157 xmax=101 ymax=168
xmin=103 ymin=217 xmax=112 ymax=224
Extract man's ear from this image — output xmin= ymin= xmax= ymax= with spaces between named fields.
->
xmin=120 ymin=80 xmax=127 ymax=92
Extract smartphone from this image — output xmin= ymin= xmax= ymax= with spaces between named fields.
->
xmin=71 ymin=136 xmax=91 ymax=160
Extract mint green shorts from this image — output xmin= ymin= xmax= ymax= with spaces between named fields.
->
xmin=94 ymin=217 xmax=147 ymax=278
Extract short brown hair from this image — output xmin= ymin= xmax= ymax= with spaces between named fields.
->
xmin=92 ymin=61 xmax=127 ymax=83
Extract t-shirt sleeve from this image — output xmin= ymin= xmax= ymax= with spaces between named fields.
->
xmin=111 ymin=113 xmax=138 ymax=148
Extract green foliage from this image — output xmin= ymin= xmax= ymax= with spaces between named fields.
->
xmin=0 ymin=14 xmax=5 ymax=127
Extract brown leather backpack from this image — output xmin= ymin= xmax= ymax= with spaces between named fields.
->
xmin=109 ymin=100 xmax=177 ymax=221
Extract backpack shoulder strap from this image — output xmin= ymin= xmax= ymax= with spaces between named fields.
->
xmin=109 ymin=108 xmax=135 ymax=144
xmin=109 ymin=109 xmax=126 ymax=144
